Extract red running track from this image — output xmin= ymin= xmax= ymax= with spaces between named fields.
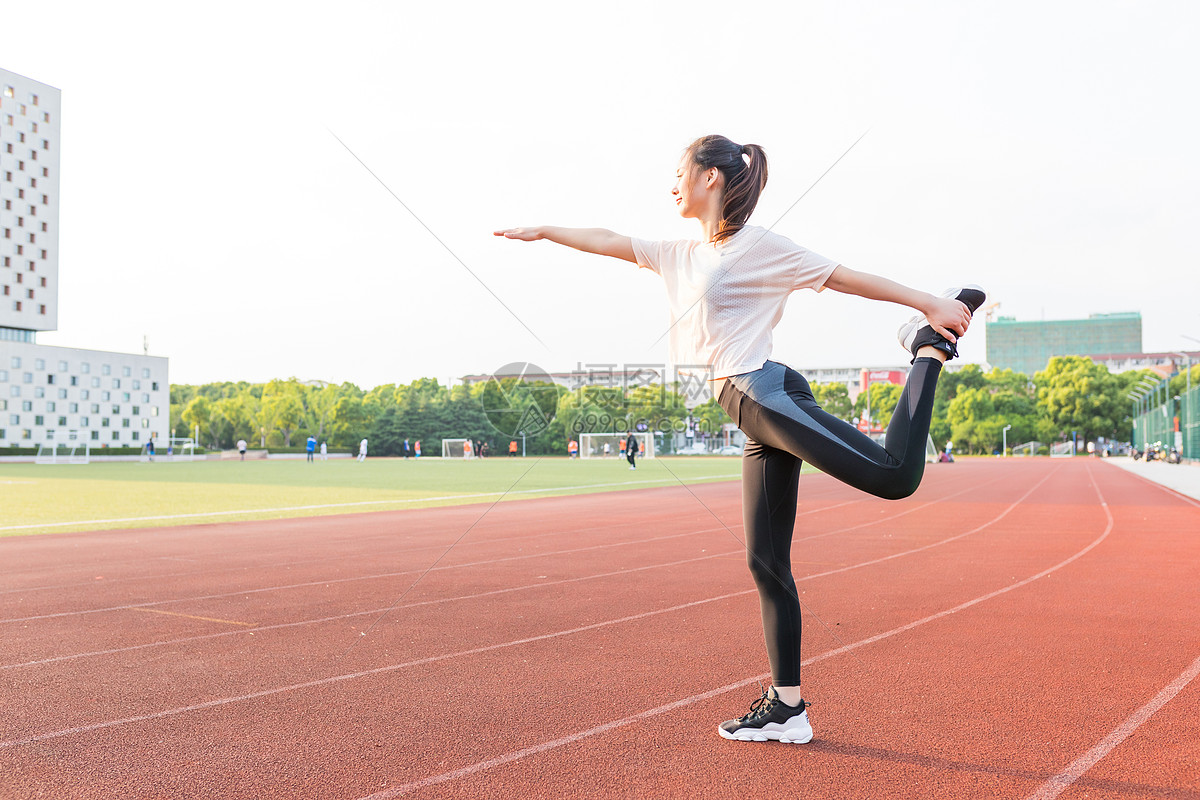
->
xmin=1 ymin=459 xmax=1197 ymax=799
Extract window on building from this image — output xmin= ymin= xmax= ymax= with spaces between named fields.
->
xmin=9 ymin=386 xmax=19 ymax=397
xmin=111 ymin=404 xmax=119 ymax=414
xmin=21 ymin=400 xmax=31 ymax=411
xmin=132 ymin=380 xmax=140 ymax=390
xmin=142 ymin=393 xmax=150 ymax=402
xmin=22 ymin=372 xmax=32 ymax=383
xmin=69 ymin=403 xmax=78 ymax=413
xmin=102 ymin=365 xmax=111 ymax=376
xmin=9 ymin=357 xmax=18 ymax=368
xmin=132 ymin=432 xmax=139 ymax=441
xmin=58 ymin=416 xmax=66 ymax=426
xmin=132 ymin=406 xmax=140 ymax=415
xmin=101 ymin=391 xmax=110 ymax=401
xmin=142 ymin=419 xmax=150 ymax=428
xmin=111 ymin=432 xmax=119 ymax=441
xmin=69 ymin=376 xmax=77 ymax=386
xmin=34 ymin=415 xmax=43 ymax=425
xmin=46 ymin=401 xmax=55 ymax=412
xmin=90 ymin=404 xmax=99 ymax=413
xmin=90 ymin=377 xmax=100 ymax=388
xmin=22 ymin=430 xmax=31 ymax=440
xmin=0 ymin=399 xmax=5 ymax=410
xmin=9 ymin=414 xmax=18 ymax=424
xmin=122 ymin=392 xmax=130 ymax=402
xmin=34 ymin=358 xmax=44 ymax=369
xmin=34 ymin=387 xmax=44 ymax=398
xmin=112 ymin=378 xmax=120 ymax=389
xmin=151 ymin=382 xmax=159 ymax=391
xmin=101 ymin=418 xmax=109 ymax=427
xmin=90 ymin=431 xmax=99 ymax=441
xmin=80 ymin=389 xmax=89 ymax=400
xmin=46 ymin=374 xmax=54 ymax=384
xmin=122 ymin=366 xmax=131 ymax=377
xmin=80 ymin=416 xmax=89 ymax=426
xmin=141 ymin=368 xmax=151 ymax=378
xmin=122 ymin=419 xmax=130 ymax=428
xmin=0 ymin=370 xmax=5 ymax=380
xmin=81 ymin=363 xmax=90 ymax=374
xmin=3 ymin=86 xmax=12 ymax=97
xmin=57 ymin=389 xmax=66 ymax=399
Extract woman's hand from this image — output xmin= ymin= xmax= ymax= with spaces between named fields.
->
xmin=493 ymin=227 xmax=543 ymax=241
xmin=493 ymin=226 xmax=637 ymax=263
xmin=923 ymin=295 xmax=972 ymax=343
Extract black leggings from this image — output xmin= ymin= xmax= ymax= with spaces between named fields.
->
xmin=717 ymin=357 xmax=942 ymax=685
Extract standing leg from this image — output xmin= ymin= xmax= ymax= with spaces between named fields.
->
xmin=740 ymin=437 xmax=804 ymax=687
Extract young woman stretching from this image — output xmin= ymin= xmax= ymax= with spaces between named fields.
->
xmin=495 ymin=134 xmax=985 ymax=744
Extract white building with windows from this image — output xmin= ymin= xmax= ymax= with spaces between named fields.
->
xmin=1 ymin=68 xmax=169 ymax=450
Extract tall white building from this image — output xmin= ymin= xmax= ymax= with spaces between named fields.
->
xmin=1 ymin=68 xmax=169 ymax=450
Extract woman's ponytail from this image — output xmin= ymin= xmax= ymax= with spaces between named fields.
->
xmin=684 ymin=135 xmax=769 ymax=243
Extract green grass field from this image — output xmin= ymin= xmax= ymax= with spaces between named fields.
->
xmin=0 ymin=456 xmax=747 ymax=537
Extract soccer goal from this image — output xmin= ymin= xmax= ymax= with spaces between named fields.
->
xmin=35 ymin=431 xmax=90 ymax=465
xmin=1050 ymin=441 xmax=1076 ymax=458
xmin=156 ymin=437 xmax=197 ymax=462
xmin=578 ymin=432 xmax=655 ymax=459
xmin=1012 ymin=441 xmax=1041 ymax=457
xmin=925 ymin=434 xmax=940 ymax=464
xmin=442 ymin=438 xmax=471 ymax=458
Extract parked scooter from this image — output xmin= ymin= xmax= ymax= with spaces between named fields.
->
xmin=1165 ymin=446 xmax=1182 ymax=464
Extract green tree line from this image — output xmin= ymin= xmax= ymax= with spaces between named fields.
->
xmin=172 ymin=357 xmax=1191 ymax=457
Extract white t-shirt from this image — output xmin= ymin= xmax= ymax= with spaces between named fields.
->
xmin=632 ymin=225 xmax=839 ymax=379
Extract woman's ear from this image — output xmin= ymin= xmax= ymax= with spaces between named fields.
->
xmin=705 ymin=167 xmax=721 ymax=189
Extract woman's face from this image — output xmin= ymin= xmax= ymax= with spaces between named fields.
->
xmin=673 ymin=157 xmax=718 ymax=219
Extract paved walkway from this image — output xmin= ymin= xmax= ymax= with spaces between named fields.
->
xmin=1102 ymin=455 xmax=1200 ymax=501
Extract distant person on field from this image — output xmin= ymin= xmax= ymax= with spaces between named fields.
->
xmin=509 ymin=440 xmax=518 ymax=457
xmin=568 ymin=438 xmax=578 ymax=459
xmin=619 ymin=437 xmax=627 ymax=458
xmin=602 ymin=441 xmax=611 ymax=458
xmin=238 ymin=439 xmax=247 ymax=461
xmin=306 ymin=434 xmax=316 ymax=462
xmin=403 ymin=438 xmax=412 ymax=459
xmin=415 ymin=439 xmax=422 ymax=458
xmin=146 ymin=435 xmax=156 ymax=462
xmin=626 ymin=432 xmax=638 ymax=470
xmin=463 ymin=439 xmax=473 ymax=459
xmin=358 ymin=438 xmax=368 ymax=462
xmin=320 ymin=441 xmax=327 ymax=461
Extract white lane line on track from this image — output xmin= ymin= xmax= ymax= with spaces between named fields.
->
xmin=1098 ymin=460 xmax=1200 ymax=509
xmin=0 ymin=526 xmax=729 ymax=624
xmin=358 ymin=465 xmax=1112 ymax=799
xmin=0 ymin=467 xmax=1057 ymax=747
xmin=0 ymin=474 xmax=743 ymax=533
xmin=0 ymin=471 xmax=999 ymax=624
xmin=0 ymin=470 xmax=1024 ymax=668
xmin=1024 ymin=651 xmax=1200 ymax=800
xmin=0 ymin=549 xmax=745 ymax=671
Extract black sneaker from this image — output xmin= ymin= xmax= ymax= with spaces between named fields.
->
xmin=718 ymin=687 xmax=813 ymax=743
xmin=897 ymin=285 xmax=987 ymax=362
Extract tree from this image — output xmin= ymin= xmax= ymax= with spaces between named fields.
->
xmin=1034 ymin=356 xmax=1127 ymax=443
xmin=811 ymin=382 xmax=852 ymax=421
xmin=181 ymin=396 xmax=215 ymax=448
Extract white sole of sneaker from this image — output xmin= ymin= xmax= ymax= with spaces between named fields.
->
xmin=717 ymin=714 xmax=814 ymax=744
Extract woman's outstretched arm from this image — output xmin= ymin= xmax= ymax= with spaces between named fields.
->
xmin=493 ymin=226 xmax=636 ymax=263
xmin=824 ymin=265 xmax=972 ymax=343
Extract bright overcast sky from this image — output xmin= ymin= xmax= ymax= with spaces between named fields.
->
xmin=8 ymin=1 xmax=1199 ymax=388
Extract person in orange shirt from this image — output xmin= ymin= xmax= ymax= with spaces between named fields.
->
xmin=568 ymin=439 xmax=579 ymax=459
xmin=509 ymin=440 xmax=518 ymax=457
